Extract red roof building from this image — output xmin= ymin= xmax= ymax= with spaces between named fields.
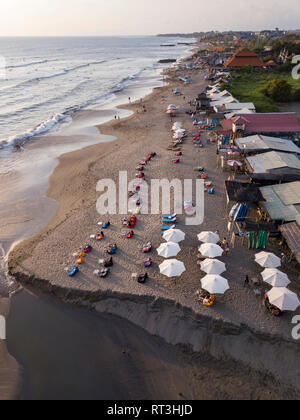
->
xmin=224 ymin=50 xmax=265 ymax=68
xmin=221 ymin=113 xmax=300 ymax=135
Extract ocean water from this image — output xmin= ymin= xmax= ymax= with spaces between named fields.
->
xmin=0 ymin=36 xmax=193 ymax=151
xmin=0 ymin=36 xmax=194 ymax=288
xmin=0 ymin=37 xmax=196 ymax=400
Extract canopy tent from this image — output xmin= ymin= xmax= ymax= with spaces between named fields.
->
xmin=200 ymin=259 xmax=226 ymax=275
xmin=267 ymin=288 xmax=300 ymax=311
xmin=201 ymin=275 xmax=230 ymax=294
xmin=157 ymin=242 xmax=181 ymax=258
xmin=159 ymin=259 xmax=186 ymax=278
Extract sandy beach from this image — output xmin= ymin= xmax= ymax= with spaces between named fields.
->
xmin=7 ymin=65 xmax=300 ymax=395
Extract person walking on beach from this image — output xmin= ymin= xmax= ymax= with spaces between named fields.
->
xmin=281 ymin=253 xmax=287 ymax=269
xmin=221 ymin=238 xmax=229 ymax=256
xmin=244 ymin=275 xmax=250 ymax=287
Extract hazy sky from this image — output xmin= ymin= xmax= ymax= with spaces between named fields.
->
xmin=1 ymin=0 xmax=300 ymax=36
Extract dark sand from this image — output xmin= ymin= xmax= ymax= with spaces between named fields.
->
xmin=7 ymin=290 xmax=295 ymax=401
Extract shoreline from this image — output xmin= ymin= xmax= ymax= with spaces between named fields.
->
xmin=6 ymin=61 xmax=300 ymax=395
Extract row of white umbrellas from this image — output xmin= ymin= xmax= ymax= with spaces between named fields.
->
xmin=158 ymin=231 xmax=300 ymax=311
xmin=158 ymin=229 xmax=186 ymax=278
xmin=197 ymin=231 xmax=229 ymax=295
xmin=255 ymin=251 xmax=300 ymax=312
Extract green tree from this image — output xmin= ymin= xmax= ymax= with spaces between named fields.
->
xmin=265 ymin=79 xmax=292 ymax=102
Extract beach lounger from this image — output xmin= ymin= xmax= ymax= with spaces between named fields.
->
xmin=144 ymin=258 xmax=152 ymax=268
xmin=102 ymin=222 xmax=111 ymax=229
xmin=138 ymin=273 xmax=148 ymax=284
xmin=161 ymin=224 xmax=176 ymax=231
xmin=83 ymin=244 xmax=93 ymax=254
xmin=68 ymin=267 xmax=79 ymax=277
xmin=142 ymin=242 xmax=152 ymax=253
xmin=163 ymin=218 xmax=177 ymax=223
xmin=163 ymin=213 xmax=177 ymax=219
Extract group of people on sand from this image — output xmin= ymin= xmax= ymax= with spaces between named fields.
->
xmin=195 ymin=290 xmax=215 ymax=307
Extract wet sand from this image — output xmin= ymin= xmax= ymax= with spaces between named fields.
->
xmin=7 ymin=290 xmax=295 ymax=400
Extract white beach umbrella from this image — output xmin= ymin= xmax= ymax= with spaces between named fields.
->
xmin=159 ymin=259 xmax=186 ymax=278
xmin=201 ymin=275 xmax=230 ymax=295
xmin=261 ymin=269 xmax=290 ymax=288
xmin=173 ymin=132 xmax=184 ymax=139
xmin=199 ymin=243 xmax=223 ymax=258
xmin=200 ymin=259 xmax=226 ymax=275
xmin=172 ymin=122 xmax=182 ymax=131
xmin=227 ymin=160 xmax=243 ymax=167
xmin=157 ymin=242 xmax=181 ymax=258
xmin=255 ymin=252 xmax=281 ymax=268
xmin=267 ymin=288 xmax=300 ymax=312
xmin=197 ymin=231 xmax=220 ymax=244
xmin=163 ymin=229 xmax=185 ymax=243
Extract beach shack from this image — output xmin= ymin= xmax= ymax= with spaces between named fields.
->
xmin=223 ymin=102 xmax=256 ymax=113
xmin=246 ymin=151 xmax=300 ymax=175
xmin=236 ymin=135 xmax=300 ymax=155
xmin=224 ymin=50 xmax=265 ymax=69
xmin=224 ymin=181 xmax=277 ymax=249
xmin=207 ymin=112 xmax=225 ymax=126
xmin=197 ymin=93 xmax=211 ymax=110
xmin=279 ymin=220 xmax=300 ymax=265
xmin=225 ymin=108 xmax=255 ymax=120
xmin=259 ymin=182 xmax=300 ymax=224
xmin=221 ymin=113 xmax=300 ymax=138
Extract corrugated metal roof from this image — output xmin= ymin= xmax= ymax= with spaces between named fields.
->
xmin=280 ymin=222 xmax=300 ymax=264
xmin=225 ymin=103 xmax=256 ymax=111
xmin=274 ymin=182 xmax=300 ymax=205
xmin=260 ymin=182 xmax=300 ymax=222
xmin=236 ymin=135 xmax=300 ymax=153
xmin=247 ymin=151 xmax=300 ymax=173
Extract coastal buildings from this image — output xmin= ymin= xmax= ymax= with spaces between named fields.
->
xmin=235 ymin=135 xmax=300 ymax=154
xmin=246 ymin=151 xmax=300 ymax=175
xmin=224 ymin=50 xmax=265 ymax=68
xmin=259 ymin=182 xmax=300 ymax=223
xmin=221 ymin=113 xmax=300 ymax=137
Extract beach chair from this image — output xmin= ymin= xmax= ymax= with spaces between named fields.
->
xmin=163 ymin=213 xmax=177 ymax=219
xmin=162 ymin=217 xmax=177 ymax=223
xmin=161 ymin=224 xmax=176 ymax=231
xmin=68 ymin=267 xmax=79 ymax=277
